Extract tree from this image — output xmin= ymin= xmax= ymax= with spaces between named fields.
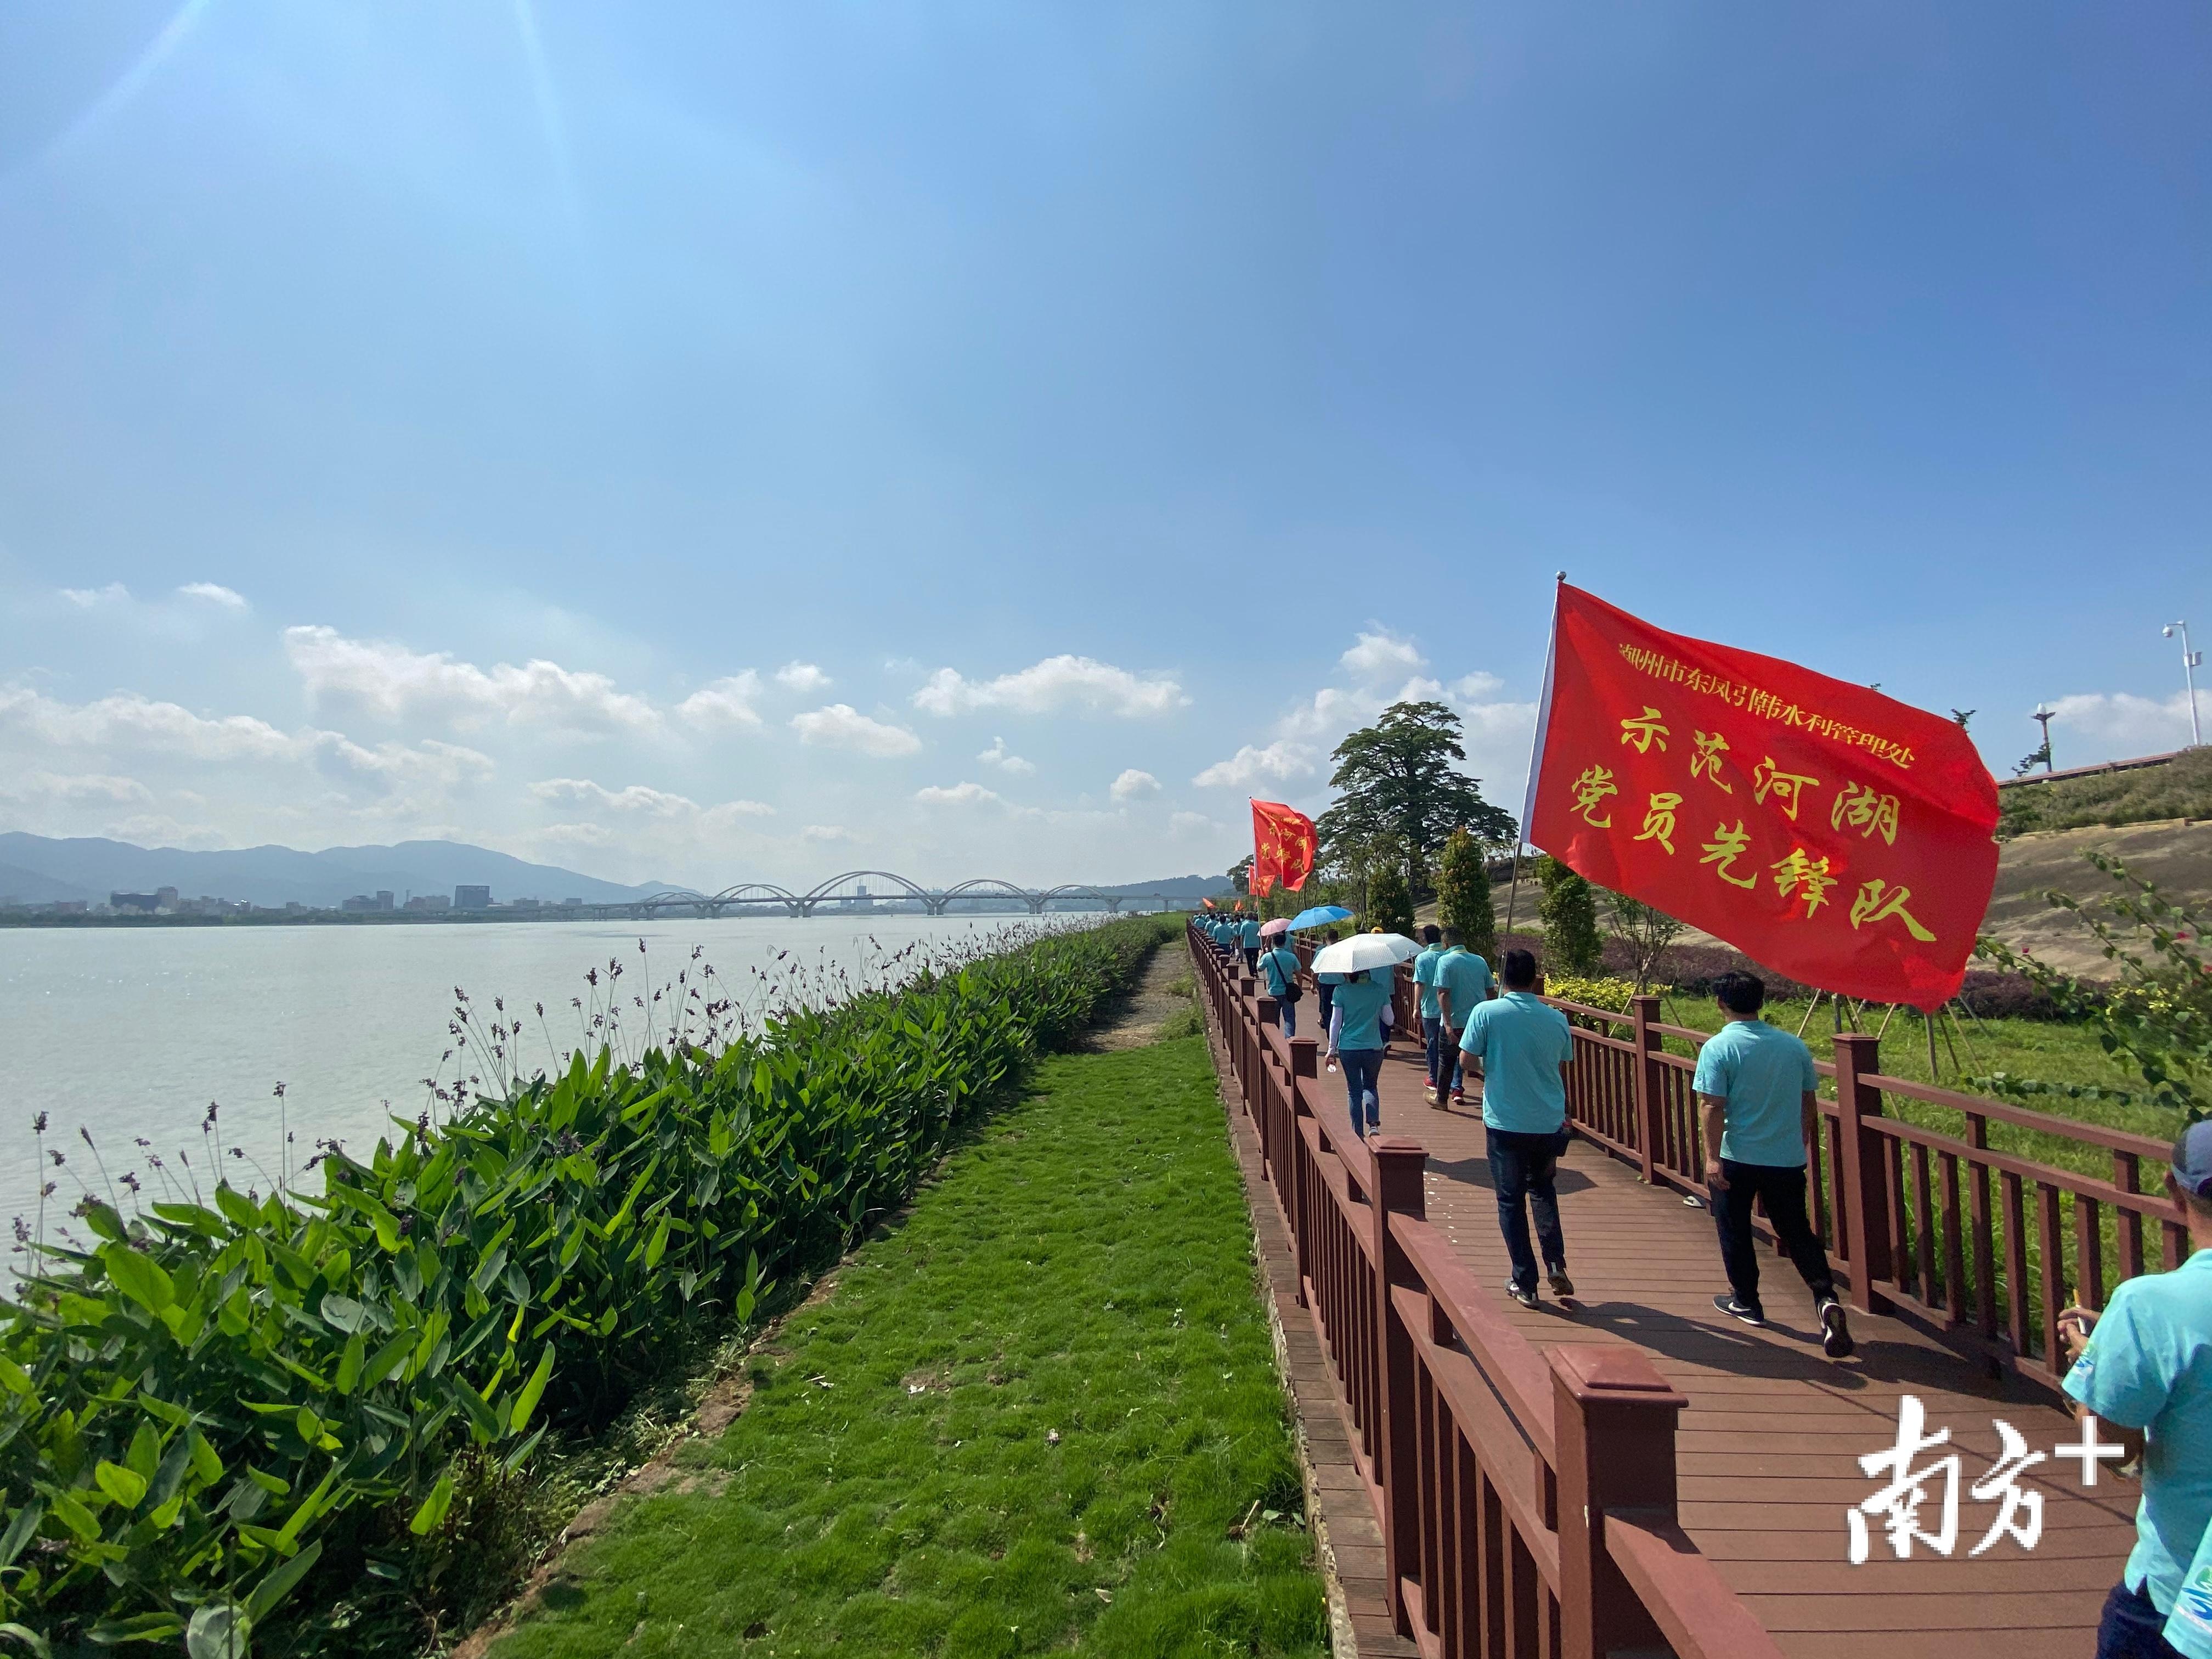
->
xmin=1316 ymin=702 xmax=1518 ymax=890
xmin=1537 ymin=855 xmax=1603 ymax=975
xmin=1437 ymin=829 xmax=1497 ymax=960
xmin=1605 ymin=891 xmax=1684 ymax=993
xmin=1228 ymin=854 xmax=1254 ymax=895
xmin=1368 ymin=860 xmax=1417 ymax=938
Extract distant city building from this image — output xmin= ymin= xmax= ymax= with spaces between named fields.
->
xmin=156 ymin=887 xmax=178 ymax=910
xmin=561 ymin=897 xmax=582 ymax=908
xmin=403 ymin=894 xmax=451 ymax=912
xmin=454 ymin=885 xmax=492 ymax=910
xmin=340 ymin=891 xmax=395 ymax=913
xmin=111 ymin=891 xmax=162 ymax=912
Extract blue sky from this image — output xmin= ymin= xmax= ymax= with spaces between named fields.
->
xmin=0 ymin=3 xmax=2205 ymax=888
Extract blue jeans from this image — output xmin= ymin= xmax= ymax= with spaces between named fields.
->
xmin=1487 ymin=1127 xmax=1567 ymax=1295
xmin=2098 ymin=1581 xmax=2183 ymax=1658
xmin=1338 ymin=1049 xmax=1384 ymax=1137
xmin=1274 ymin=994 xmax=1297 ymax=1037
xmin=1421 ymin=1015 xmax=1463 ymax=1094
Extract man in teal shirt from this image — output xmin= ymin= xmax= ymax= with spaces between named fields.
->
xmin=1432 ymin=930 xmax=1495 ymax=1112
xmin=1256 ymin=936 xmax=1302 ymax=1036
xmin=2063 ymin=1119 xmax=2212 ymax=1659
xmin=1457 ymin=949 xmax=1573 ymax=1307
xmin=1412 ymin=926 xmax=1447 ymax=1104
xmin=1695 ymin=972 xmax=1852 ymax=1359
xmin=1239 ymin=912 xmax=1262 ymax=973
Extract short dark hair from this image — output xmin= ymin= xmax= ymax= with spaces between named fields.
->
xmin=1714 ymin=972 xmax=1767 ymax=1015
xmin=1500 ymin=949 xmax=1538 ymax=989
xmin=1443 ymin=926 xmax=1464 ymax=946
xmin=1422 ymin=924 xmax=1442 ymax=944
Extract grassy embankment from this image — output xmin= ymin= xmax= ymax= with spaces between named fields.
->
xmin=487 ymin=1034 xmax=1325 ymax=1659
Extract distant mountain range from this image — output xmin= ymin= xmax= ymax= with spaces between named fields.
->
xmin=0 ymin=832 xmax=1234 ymax=910
xmin=0 ymin=833 xmax=669 ymax=910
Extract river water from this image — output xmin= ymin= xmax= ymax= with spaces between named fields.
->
xmin=2 ymin=913 xmax=1069 ymax=1238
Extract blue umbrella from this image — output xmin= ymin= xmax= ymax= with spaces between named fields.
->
xmin=1286 ymin=905 xmax=1353 ymax=931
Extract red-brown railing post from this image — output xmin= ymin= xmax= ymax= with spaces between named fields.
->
xmin=1832 ymin=1032 xmax=1893 ymax=1314
xmin=1288 ymin=1038 xmax=1319 ymax=1304
xmin=1551 ymin=1344 xmax=1688 ymax=1659
xmin=1629 ymin=994 xmax=1661 ymax=1183
xmin=1369 ymin=1136 xmax=1428 ymax=1638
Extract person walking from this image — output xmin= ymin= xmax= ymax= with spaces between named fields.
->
xmin=1240 ymin=910 xmax=1262 ymax=974
xmin=1257 ymin=934 xmax=1302 ymax=1036
xmin=1457 ymin=949 xmax=1574 ymax=1308
xmin=1323 ymin=966 xmax=1392 ymax=1140
xmin=2060 ymin=1120 xmax=2212 ymax=1659
xmin=1697 ymin=972 xmax=1854 ymax=1359
xmin=1413 ymin=926 xmax=1447 ymax=1104
xmin=1431 ymin=928 xmax=1495 ymax=1112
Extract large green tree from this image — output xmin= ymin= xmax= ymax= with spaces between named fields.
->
xmin=1537 ymin=855 xmax=1604 ymax=975
xmin=1315 ymin=702 xmax=1518 ymax=887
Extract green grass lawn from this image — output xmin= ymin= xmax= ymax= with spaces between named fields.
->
xmin=488 ymin=1035 xmax=1327 ymax=1659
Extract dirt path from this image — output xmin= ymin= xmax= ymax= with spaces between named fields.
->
xmin=1081 ymin=941 xmax=1198 ymax=1050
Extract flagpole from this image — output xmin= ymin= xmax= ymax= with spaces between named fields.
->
xmin=1505 ymin=572 xmax=1567 ymax=947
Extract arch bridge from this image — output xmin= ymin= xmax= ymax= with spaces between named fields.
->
xmin=615 ymin=872 xmax=1179 ymax=919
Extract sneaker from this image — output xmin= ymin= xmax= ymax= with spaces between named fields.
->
xmin=1505 ymin=1282 xmax=1539 ymax=1311
xmin=1422 ymin=1086 xmax=1440 ymax=1106
xmin=1819 ymin=1299 xmax=1855 ymax=1359
xmin=1449 ymin=1088 xmax=1466 ymax=1109
xmin=1547 ymin=1267 xmax=1575 ymax=1299
xmin=1712 ymin=1292 xmax=1765 ymax=1328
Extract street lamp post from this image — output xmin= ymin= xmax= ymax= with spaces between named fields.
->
xmin=2032 ymin=704 xmax=2056 ymax=773
xmin=2165 ymin=622 xmax=2204 ymax=748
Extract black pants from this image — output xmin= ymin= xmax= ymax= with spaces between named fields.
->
xmin=1243 ymin=947 xmax=1259 ymax=973
xmin=1487 ymin=1128 xmax=1567 ymax=1295
xmin=2096 ymin=1581 xmax=2184 ymax=1658
xmin=1709 ymin=1159 xmax=1836 ymax=1313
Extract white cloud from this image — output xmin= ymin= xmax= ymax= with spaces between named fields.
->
xmin=60 ymin=583 xmax=131 ymax=608
xmin=530 ymin=777 xmax=773 ymax=823
xmin=176 ymin=582 xmax=248 ymax=610
xmin=1449 ymin=671 xmax=1503 ymax=701
xmin=1192 ymin=741 xmax=1319 ymax=789
xmin=977 ymin=735 xmax=1037 ymax=775
xmin=0 ymin=770 xmax=153 ymax=805
xmin=775 ymin=662 xmax=833 ymax=693
xmin=1340 ymin=628 xmax=1427 ymax=684
xmin=802 ymin=823 xmax=858 ymax=843
xmin=285 ymin=625 xmax=662 ymax=735
xmin=675 ymin=672 xmax=764 ymax=730
xmin=1110 ymin=768 xmax=1161 ymax=800
xmin=915 ymin=781 xmax=1001 ymax=806
xmin=1169 ymin=811 xmax=1219 ymax=836
xmin=789 ymin=703 xmax=923 ymax=757
xmin=912 ymin=654 xmax=1187 ymax=718
xmin=2046 ymin=689 xmax=2211 ymax=755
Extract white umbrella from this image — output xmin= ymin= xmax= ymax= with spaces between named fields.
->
xmin=1309 ymin=933 xmax=1421 ymax=975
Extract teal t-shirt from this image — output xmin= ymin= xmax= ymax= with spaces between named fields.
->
xmin=1258 ymin=946 xmax=1299 ymax=998
xmin=1413 ymin=946 xmax=1445 ymax=1020
xmin=1458 ymin=992 xmax=1570 ymax=1133
xmin=1240 ymin=918 xmax=1262 ymax=949
xmin=2168 ymin=1519 xmax=2212 ymax=1659
xmin=2065 ymin=1251 xmax=2212 ymax=1617
xmin=1435 ymin=949 xmax=1493 ymax=1025
xmin=1691 ymin=1019 xmax=1816 ymax=1168
xmin=1329 ymin=972 xmax=1392 ymax=1052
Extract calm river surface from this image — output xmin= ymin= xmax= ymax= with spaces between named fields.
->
xmin=3 ymin=913 xmax=1068 ymax=1234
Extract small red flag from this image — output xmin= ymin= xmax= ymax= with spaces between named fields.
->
xmin=1525 ymin=583 xmax=1997 ymax=1010
xmin=1250 ymin=799 xmax=1319 ymax=898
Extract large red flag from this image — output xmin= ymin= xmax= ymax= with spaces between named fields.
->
xmin=1250 ymin=799 xmax=1319 ymax=897
xmin=1525 ymin=584 xmax=1998 ymax=1010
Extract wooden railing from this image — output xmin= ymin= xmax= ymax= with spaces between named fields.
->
xmin=1190 ymin=926 xmax=1782 ymax=1658
xmin=1545 ymin=994 xmax=2187 ymax=1394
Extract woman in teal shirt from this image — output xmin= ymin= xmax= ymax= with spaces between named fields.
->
xmin=1324 ymin=969 xmax=1393 ymax=1138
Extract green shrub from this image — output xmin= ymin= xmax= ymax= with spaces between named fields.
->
xmin=1367 ymin=864 xmax=1416 ymax=939
xmin=1537 ymin=857 xmax=1603 ymax=975
xmin=1436 ymin=830 xmax=1496 ymax=960
xmin=1543 ymin=974 xmax=1639 ymax=1014
xmin=0 ymin=916 xmax=1175 ymax=1655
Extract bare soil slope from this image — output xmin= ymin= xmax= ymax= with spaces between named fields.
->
xmin=1980 ymin=817 xmax=2212 ymax=974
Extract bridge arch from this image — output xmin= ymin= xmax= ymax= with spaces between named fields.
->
xmin=799 ymin=870 xmax=938 ymax=906
xmin=940 ymin=877 xmax=1046 ymax=915
xmin=1037 ymin=883 xmax=1121 ymax=910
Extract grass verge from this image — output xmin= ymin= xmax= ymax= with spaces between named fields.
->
xmin=487 ymin=1035 xmax=1327 ymax=1659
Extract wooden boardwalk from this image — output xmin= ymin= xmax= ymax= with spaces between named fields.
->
xmin=1298 ymin=1031 xmax=2140 ymax=1657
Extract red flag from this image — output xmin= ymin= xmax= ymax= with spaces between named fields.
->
xmin=1250 ymin=799 xmax=1319 ymax=897
xmin=1525 ymin=584 xmax=1997 ymax=1010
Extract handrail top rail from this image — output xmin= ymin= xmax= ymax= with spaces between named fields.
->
xmin=1857 ymin=1111 xmax=2177 ymax=1216
xmin=1389 ymin=1211 xmax=1559 ymax=1467
xmin=1860 ymin=1070 xmax=2171 ymax=1160
xmin=1547 ymin=996 xmax=1633 ymax=1025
